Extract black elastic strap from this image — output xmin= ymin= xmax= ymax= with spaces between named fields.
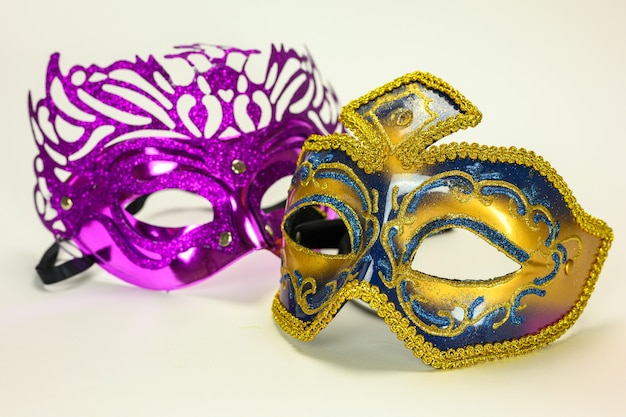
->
xmin=35 ymin=241 xmax=98 ymax=285
xmin=35 ymin=195 xmax=149 ymax=285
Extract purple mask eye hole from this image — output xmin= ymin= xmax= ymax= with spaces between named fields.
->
xmin=410 ymin=227 xmax=521 ymax=281
xmin=284 ymin=205 xmax=351 ymax=255
xmin=123 ymin=189 xmax=215 ymax=231
xmin=260 ymin=175 xmax=292 ymax=214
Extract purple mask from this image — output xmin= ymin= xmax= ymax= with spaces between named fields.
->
xmin=31 ymin=44 xmax=340 ymax=290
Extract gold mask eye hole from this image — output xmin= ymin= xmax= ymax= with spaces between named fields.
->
xmin=410 ymin=227 xmax=521 ymax=281
xmin=284 ymin=205 xmax=352 ymax=255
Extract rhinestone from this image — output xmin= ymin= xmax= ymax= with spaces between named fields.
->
xmin=219 ymin=231 xmax=233 ymax=247
xmin=231 ymin=159 xmax=246 ymax=174
xmin=60 ymin=196 xmax=73 ymax=210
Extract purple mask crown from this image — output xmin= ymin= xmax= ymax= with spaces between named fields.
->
xmin=31 ymin=43 xmax=340 ymax=289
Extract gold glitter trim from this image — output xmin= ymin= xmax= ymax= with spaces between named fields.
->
xmin=419 ymin=142 xmax=612 ymax=240
xmin=273 ymin=227 xmax=609 ymax=369
xmin=302 ymin=71 xmax=482 ymax=173
xmin=379 ymin=168 xmax=563 ymax=338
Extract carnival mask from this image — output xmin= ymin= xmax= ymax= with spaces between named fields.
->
xmin=273 ymin=71 xmax=613 ymax=368
xmin=31 ymin=43 xmax=340 ymax=289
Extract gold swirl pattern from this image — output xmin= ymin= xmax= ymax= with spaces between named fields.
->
xmin=280 ymin=159 xmax=380 ymax=316
xmin=382 ymin=170 xmax=567 ymax=338
xmin=274 ymin=70 xmax=613 ymax=368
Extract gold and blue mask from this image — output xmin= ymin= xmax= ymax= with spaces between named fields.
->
xmin=272 ymin=71 xmax=613 ymax=369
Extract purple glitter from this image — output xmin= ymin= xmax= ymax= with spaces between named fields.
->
xmin=30 ymin=43 xmax=340 ymax=290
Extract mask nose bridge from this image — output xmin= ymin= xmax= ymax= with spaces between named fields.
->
xmin=241 ymin=205 xmax=269 ymax=251
xmin=230 ymin=183 xmax=278 ymax=254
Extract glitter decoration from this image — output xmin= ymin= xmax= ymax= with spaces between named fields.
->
xmin=31 ymin=43 xmax=340 ymax=290
xmin=273 ymin=70 xmax=612 ymax=368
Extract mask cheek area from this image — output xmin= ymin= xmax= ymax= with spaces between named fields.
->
xmin=279 ymin=205 xmax=358 ymax=318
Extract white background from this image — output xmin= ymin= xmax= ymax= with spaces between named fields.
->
xmin=1 ymin=1 xmax=625 ymax=416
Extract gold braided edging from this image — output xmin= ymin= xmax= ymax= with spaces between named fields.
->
xmin=302 ymin=133 xmax=388 ymax=173
xmin=298 ymin=140 xmax=612 ymax=241
xmin=417 ymin=142 xmax=613 ymax=241
xmin=301 ymin=71 xmax=483 ymax=174
xmin=341 ymin=72 xmax=482 ymax=172
xmin=273 ymin=229 xmax=609 ymax=370
xmin=276 ymin=140 xmax=613 ymax=369
xmin=273 ymin=197 xmax=611 ymax=369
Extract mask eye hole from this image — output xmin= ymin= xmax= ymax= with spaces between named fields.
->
xmin=410 ymin=227 xmax=521 ymax=281
xmin=124 ymin=189 xmax=214 ymax=229
xmin=284 ymin=205 xmax=351 ymax=255
xmin=261 ymin=175 xmax=292 ymax=214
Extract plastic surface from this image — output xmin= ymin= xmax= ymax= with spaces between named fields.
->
xmin=2 ymin=1 xmax=625 ymax=415
xmin=30 ymin=44 xmax=340 ymax=289
xmin=275 ymin=71 xmax=612 ymax=368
